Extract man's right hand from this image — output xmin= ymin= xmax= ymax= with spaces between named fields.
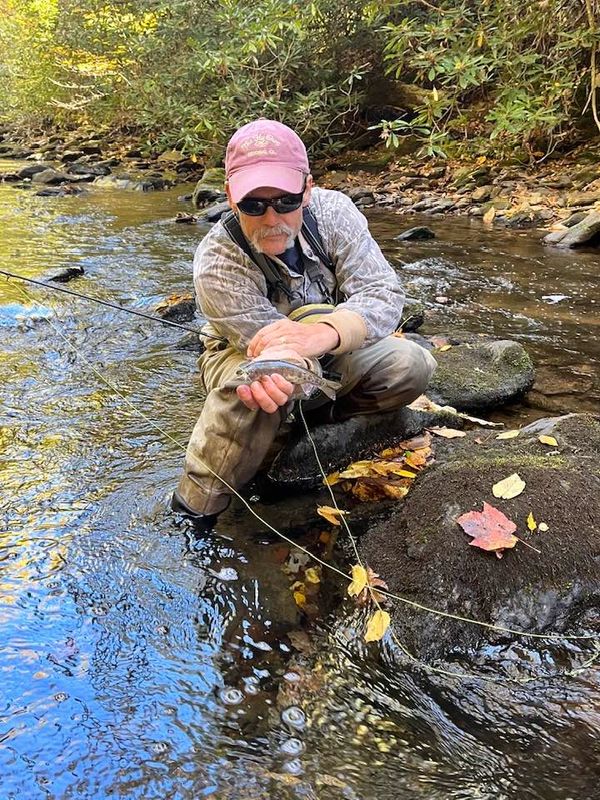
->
xmin=235 ymin=346 xmax=299 ymax=413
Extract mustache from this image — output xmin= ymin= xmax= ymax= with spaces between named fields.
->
xmin=250 ymin=223 xmax=296 ymax=252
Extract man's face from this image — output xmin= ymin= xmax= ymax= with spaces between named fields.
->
xmin=226 ymin=176 xmax=313 ymax=257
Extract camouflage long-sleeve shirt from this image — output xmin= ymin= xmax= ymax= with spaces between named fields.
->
xmin=193 ymin=186 xmax=405 ymax=354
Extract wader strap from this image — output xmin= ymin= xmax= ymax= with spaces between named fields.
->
xmin=222 ymin=212 xmax=297 ymax=302
xmin=222 ymin=209 xmax=337 ymax=304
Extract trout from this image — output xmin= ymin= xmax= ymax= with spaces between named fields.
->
xmin=236 ymin=359 xmax=341 ymax=400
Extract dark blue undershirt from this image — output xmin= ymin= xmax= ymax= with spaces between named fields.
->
xmin=276 ymin=240 xmax=304 ymax=275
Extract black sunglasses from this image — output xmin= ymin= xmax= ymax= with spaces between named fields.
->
xmin=237 ymin=180 xmax=307 ymax=216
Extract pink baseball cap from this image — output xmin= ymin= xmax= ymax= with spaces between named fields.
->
xmin=225 ymin=119 xmax=309 ymax=203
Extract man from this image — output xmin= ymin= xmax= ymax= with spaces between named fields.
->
xmin=173 ymin=119 xmax=436 ymax=528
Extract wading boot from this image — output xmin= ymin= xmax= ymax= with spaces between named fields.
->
xmin=171 ymin=491 xmax=219 ymax=535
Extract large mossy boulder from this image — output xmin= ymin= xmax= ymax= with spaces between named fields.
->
xmin=358 ymin=413 xmax=600 ymax=660
xmin=427 ymin=333 xmax=534 ymax=411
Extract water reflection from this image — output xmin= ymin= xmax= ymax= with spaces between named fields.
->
xmin=1 ymin=163 xmax=599 ymax=798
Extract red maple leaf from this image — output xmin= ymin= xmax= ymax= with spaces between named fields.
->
xmin=457 ymin=502 xmax=518 ymax=554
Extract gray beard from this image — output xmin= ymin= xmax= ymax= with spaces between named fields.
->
xmin=250 ymin=224 xmax=296 ymax=254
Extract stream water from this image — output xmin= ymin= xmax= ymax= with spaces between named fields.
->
xmin=1 ymin=162 xmax=599 ymax=800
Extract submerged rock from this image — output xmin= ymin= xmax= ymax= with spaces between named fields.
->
xmin=359 ymin=412 xmax=600 ymax=660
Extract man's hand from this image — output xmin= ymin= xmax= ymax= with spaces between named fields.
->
xmin=247 ymin=319 xmax=339 ymax=359
xmin=236 ymin=345 xmax=300 ymax=413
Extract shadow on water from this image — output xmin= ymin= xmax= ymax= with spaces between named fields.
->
xmin=1 ymin=165 xmax=599 ymax=799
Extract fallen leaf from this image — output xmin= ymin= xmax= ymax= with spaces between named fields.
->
xmin=496 ymin=429 xmax=520 ymax=440
xmin=457 ymin=502 xmax=518 ymax=552
xmin=492 ymin=473 xmax=526 ymax=499
xmin=350 ymin=478 xmax=385 ymax=502
xmin=352 ymin=566 xmax=389 ymax=606
xmin=429 ymin=426 xmax=466 ymax=439
xmin=527 ymin=511 xmax=537 ymax=531
xmin=338 ymin=460 xmax=375 ymax=479
xmin=539 ymin=435 xmax=558 ymax=447
xmin=293 ymin=590 xmax=306 ymax=607
xmin=325 ymin=471 xmax=340 ymax=486
xmin=538 ymin=522 xmax=549 ymax=532
xmin=381 ymin=482 xmax=410 ymax=500
xmin=370 ymin=462 xmax=416 ymax=479
xmin=347 ymin=564 xmax=368 ymax=597
xmin=405 ymin=449 xmax=430 ymax=469
xmin=305 ymin=567 xmax=321 ymax=584
xmin=438 ymin=344 xmax=452 ymax=352
xmin=317 ymin=505 xmax=348 ymax=526
xmin=365 ymin=609 xmax=391 ymax=642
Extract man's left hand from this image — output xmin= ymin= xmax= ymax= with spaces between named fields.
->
xmin=247 ymin=319 xmax=339 ymax=359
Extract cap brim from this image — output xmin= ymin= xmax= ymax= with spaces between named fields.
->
xmin=228 ymin=166 xmax=305 ymax=203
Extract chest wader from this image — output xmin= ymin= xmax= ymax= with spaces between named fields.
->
xmin=222 ymin=208 xmax=342 ymax=376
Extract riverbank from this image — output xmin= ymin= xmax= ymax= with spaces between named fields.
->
xmin=2 ymin=122 xmax=600 ymax=247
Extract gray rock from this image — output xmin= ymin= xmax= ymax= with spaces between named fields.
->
xmin=471 ymin=185 xmax=493 ymax=203
xmin=395 ymin=226 xmax=436 ymax=241
xmin=410 ymin=196 xmax=438 ymax=212
xmin=67 ymin=161 xmax=111 ymax=177
xmin=565 ymin=190 xmax=600 ymax=207
xmin=428 ymin=199 xmax=455 ymax=214
xmin=31 ymin=168 xmax=70 ymax=185
xmin=427 ymin=335 xmax=535 ymax=411
xmin=192 ymin=183 xmax=227 ymax=209
xmin=93 ymin=174 xmax=169 ymax=191
xmin=200 ymin=201 xmax=230 ymax=223
xmin=543 ymin=211 xmax=600 ymax=248
xmin=17 ymin=163 xmax=52 ymax=179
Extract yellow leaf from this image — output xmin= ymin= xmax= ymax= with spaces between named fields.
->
xmin=432 ymin=86 xmax=439 ymax=101
xmin=293 ymin=591 xmax=306 ymax=607
xmin=317 ymin=505 xmax=348 ymax=526
xmin=476 ymin=29 xmax=485 ymax=47
xmin=348 ymin=564 xmax=368 ymax=597
xmin=338 ymin=460 xmax=375 ymax=479
xmin=370 ymin=462 xmax=416 ymax=479
xmin=429 ymin=426 xmax=466 ymax=439
xmin=305 ymin=567 xmax=320 ymax=584
xmin=496 ymin=429 xmax=520 ymax=440
xmin=538 ymin=522 xmax=549 ymax=532
xmin=539 ymin=435 xmax=558 ymax=447
xmin=527 ymin=511 xmax=537 ymax=531
xmin=365 ymin=609 xmax=391 ymax=642
xmin=325 ymin=471 xmax=340 ymax=486
xmin=438 ymin=344 xmax=452 ymax=351
xmin=492 ymin=473 xmax=526 ymax=499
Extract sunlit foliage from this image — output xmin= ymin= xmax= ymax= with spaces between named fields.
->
xmin=1 ymin=0 xmax=599 ymax=158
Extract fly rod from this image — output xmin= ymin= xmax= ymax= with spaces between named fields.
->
xmin=0 ymin=268 xmax=227 ymax=341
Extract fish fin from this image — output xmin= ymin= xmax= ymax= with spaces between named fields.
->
xmin=301 ymin=383 xmax=317 ymax=398
xmin=320 ymin=382 xmax=339 ymax=401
